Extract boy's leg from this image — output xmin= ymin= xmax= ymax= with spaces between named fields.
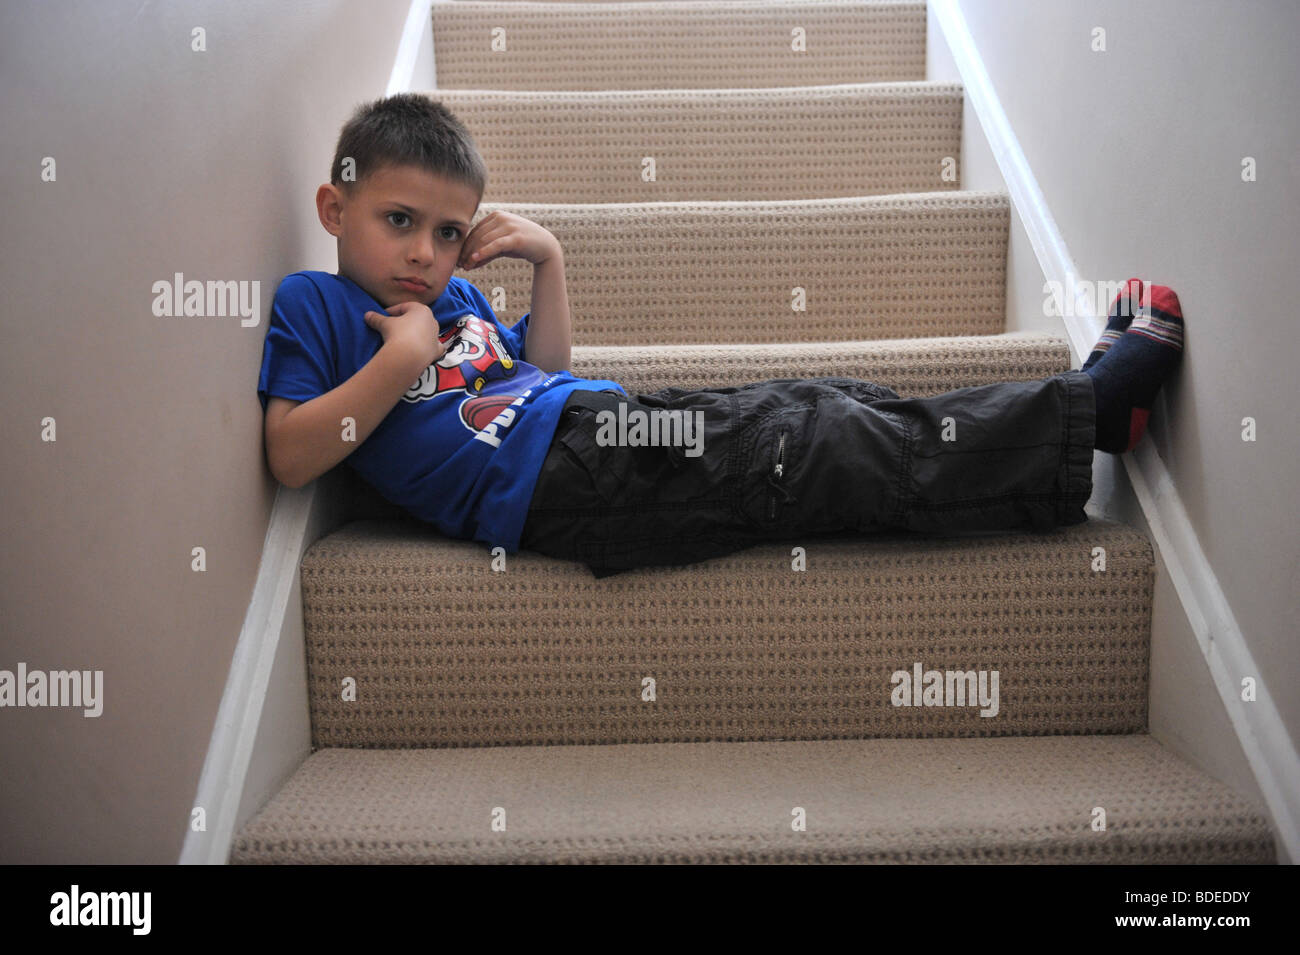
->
xmin=520 ymin=279 xmax=1184 ymax=578
xmin=520 ymin=372 xmax=1093 ymax=577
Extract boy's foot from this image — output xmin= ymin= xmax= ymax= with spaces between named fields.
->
xmin=1083 ymin=279 xmax=1185 ymax=453
xmin=1082 ymin=277 xmax=1144 ymax=370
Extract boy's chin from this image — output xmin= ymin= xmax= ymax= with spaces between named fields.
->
xmin=390 ymin=290 xmax=435 ymax=306
xmin=356 ymin=277 xmax=439 ymax=309
xmin=406 ymin=292 xmax=440 ymax=310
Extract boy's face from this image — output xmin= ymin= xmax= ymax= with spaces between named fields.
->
xmin=317 ymin=163 xmax=480 ymax=309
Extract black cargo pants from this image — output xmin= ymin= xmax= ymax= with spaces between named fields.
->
xmin=519 ymin=373 xmax=1095 ymax=578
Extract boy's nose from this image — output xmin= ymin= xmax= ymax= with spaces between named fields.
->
xmin=408 ymin=235 xmax=436 ymax=264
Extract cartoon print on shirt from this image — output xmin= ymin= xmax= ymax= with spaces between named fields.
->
xmin=401 ymin=312 xmax=539 ymax=440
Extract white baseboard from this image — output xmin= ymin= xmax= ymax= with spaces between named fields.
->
xmin=930 ymin=0 xmax=1297 ymax=863
xmin=388 ymin=0 xmax=436 ymax=96
xmin=179 ymin=483 xmax=320 ymax=864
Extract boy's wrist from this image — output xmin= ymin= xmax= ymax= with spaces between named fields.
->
xmin=533 ymin=238 xmax=563 ymax=267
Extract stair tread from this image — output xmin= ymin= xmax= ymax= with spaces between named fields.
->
xmin=480 ymin=189 xmax=1007 ymax=213
xmin=570 ymin=333 xmax=1070 ymax=396
xmin=230 ymin=734 xmax=1275 ymax=864
xmin=307 ymin=514 xmax=1147 ymax=574
xmin=433 ymin=79 xmax=962 ymax=102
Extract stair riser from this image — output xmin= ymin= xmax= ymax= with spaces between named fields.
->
xmin=433 ymin=0 xmax=927 ymax=90
xmin=301 ymin=525 xmax=1152 ymax=747
xmin=466 ymin=193 xmax=1005 ymax=345
xmin=434 ymin=85 xmax=962 ymax=203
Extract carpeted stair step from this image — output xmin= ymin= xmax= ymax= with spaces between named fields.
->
xmin=229 ymin=734 xmax=1275 ymax=863
xmin=570 ymin=333 xmax=1070 ymax=396
xmin=464 ymin=192 xmax=1004 ymax=345
xmin=431 ymin=84 xmax=962 ymax=203
xmin=299 ymin=520 xmax=1152 ymax=748
xmin=432 ymin=0 xmax=927 ymax=91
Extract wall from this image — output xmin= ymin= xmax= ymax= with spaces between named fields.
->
xmin=0 ymin=0 xmax=411 ymax=863
xmin=948 ymin=0 xmax=1299 ymax=807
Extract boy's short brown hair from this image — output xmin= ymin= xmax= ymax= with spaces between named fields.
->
xmin=330 ymin=92 xmax=487 ymax=199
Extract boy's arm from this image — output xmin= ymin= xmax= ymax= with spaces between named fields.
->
xmin=520 ymin=245 xmax=571 ymax=374
xmin=265 ymin=340 xmax=429 ymax=489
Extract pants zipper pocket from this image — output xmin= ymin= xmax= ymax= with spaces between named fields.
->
xmin=767 ymin=428 xmax=788 ymax=520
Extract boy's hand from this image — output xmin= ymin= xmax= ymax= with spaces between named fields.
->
xmin=458 ymin=211 xmax=561 ymax=269
xmin=363 ymin=301 xmax=445 ymax=368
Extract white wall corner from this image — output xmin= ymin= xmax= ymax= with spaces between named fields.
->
xmin=390 ymin=0 xmax=436 ymax=96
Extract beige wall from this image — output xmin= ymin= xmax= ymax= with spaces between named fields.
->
xmin=0 ymin=0 xmax=410 ymax=863
xmin=954 ymin=0 xmax=1300 ymax=748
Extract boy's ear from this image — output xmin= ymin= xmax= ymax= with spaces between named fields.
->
xmin=316 ymin=183 xmax=344 ymax=237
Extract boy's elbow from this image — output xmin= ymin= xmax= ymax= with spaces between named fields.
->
xmin=264 ymin=398 xmax=312 ymax=488
xmin=267 ymin=453 xmax=301 ymax=489
xmin=264 ymin=436 xmax=303 ymax=488
xmin=271 ymin=451 xmax=315 ymax=489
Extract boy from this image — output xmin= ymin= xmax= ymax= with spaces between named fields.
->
xmin=258 ymin=94 xmax=1184 ymax=579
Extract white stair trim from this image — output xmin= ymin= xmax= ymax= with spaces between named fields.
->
xmin=387 ymin=0 xmax=435 ymax=97
xmin=931 ymin=0 xmax=1296 ymax=863
xmin=179 ymin=484 xmax=319 ymax=864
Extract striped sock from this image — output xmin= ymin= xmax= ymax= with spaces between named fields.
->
xmin=1084 ymin=282 xmax=1185 ymax=453
xmin=1082 ymin=277 xmax=1144 ymax=371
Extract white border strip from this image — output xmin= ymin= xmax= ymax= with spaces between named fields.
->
xmin=387 ymin=0 xmax=435 ymax=96
xmin=179 ymin=484 xmax=318 ymax=864
xmin=932 ymin=0 xmax=1297 ymax=862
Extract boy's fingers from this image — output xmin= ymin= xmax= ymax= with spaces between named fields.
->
xmin=463 ymin=224 xmax=508 ymax=259
xmin=466 ymin=237 xmax=505 ymax=264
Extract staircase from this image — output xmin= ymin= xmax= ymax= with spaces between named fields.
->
xmin=231 ymin=0 xmax=1275 ymax=863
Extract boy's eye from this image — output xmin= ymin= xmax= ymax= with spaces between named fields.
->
xmin=385 ymin=214 xmax=459 ymax=240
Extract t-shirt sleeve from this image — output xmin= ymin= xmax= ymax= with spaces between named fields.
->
xmin=257 ymin=274 xmax=337 ymax=413
xmin=455 ymin=278 xmax=529 ymax=363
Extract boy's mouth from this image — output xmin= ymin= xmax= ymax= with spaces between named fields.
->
xmin=396 ymin=277 xmax=431 ymax=292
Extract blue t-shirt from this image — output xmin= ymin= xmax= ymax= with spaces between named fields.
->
xmin=256 ymin=270 xmax=625 ymax=551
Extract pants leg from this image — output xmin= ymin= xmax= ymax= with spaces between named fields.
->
xmin=519 ymin=372 xmax=1095 ymax=577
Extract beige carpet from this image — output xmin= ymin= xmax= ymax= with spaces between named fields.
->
xmin=570 ymin=334 xmax=1070 ymax=396
xmin=435 ymin=84 xmax=963 ymax=203
xmin=300 ymin=520 xmax=1152 ymax=748
xmin=432 ymin=0 xmax=928 ymax=90
xmin=231 ymin=736 xmax=1275 ymax=864
xmin=465 ymin=193 xmax=1008 ymax=344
